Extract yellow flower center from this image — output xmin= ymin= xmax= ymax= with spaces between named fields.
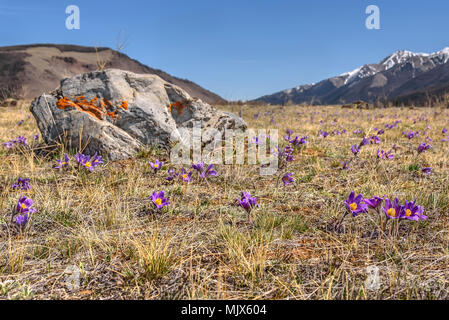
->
xmin=62 ymin=162 xmax=67 ymax=165
xmin=406 ymin=209 xmax=412 ymax=217
xmin=154 ymin=198 xmax=162 ymax=206
xmin=349 ymin=203 xmax=357 ymax=211
xmin=182 ymin=174 xmax=188 ymax=179
xmin=154 ymin=164 xmax=159 ymax=168
xmin=387 ymin=208 xmax=396 ymax=217
xmin=85 ymin=162 xmax=92 ymax=168
xmin=21 ymin=203 xmax=27 ymax=209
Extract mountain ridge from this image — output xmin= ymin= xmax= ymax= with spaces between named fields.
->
xmin=0 ymin=43 xmax=226 ymax=105
xmin=254 ymin=47 xmax=449 ymax=106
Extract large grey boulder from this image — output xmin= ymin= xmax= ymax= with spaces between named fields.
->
xmin=30 ymin=69 xmax=247 ymax=160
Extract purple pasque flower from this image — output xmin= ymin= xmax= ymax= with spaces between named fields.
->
xmin=151 ymin=191 xmax=170 ymax=209
xmin=179 ymin=168 xmax=193 ymax=182
xmin=403 ymin=200 xmax=428 ymax=221
xmin=377 ymin=129 xmax=385 ymax=135
xmin=33 ymin=134 xmax=39 ymax=141
xmin=200 ymin=164 xmax=217 ymax=179
xmin=281 ymin=172 xmax=294 ymax=186
xmin=418 ymin=142 xmax=431 ymax=154
xmin=405 ymin=130 xmax=418 ymax=139
xmin=56 ymin=154 xmax=70 ymax=169
xmin=422 ymin=167 xmax=432 ymax=174
xmin=15 ymin=213 xmax=30 ymax=227
xmin=272 ymin=145 xmax=294 ymax=165
xmin=344 ymin=192 xmax=368 ymax=216
xmin=319 ymin=130 xmax=329 ymax=138
xmin=165 ymin=168 xmax=178 ymax=181
xmin=382 ymin=197 xmax=402 ymax=219
xmin=192 ymin=161 xmax=217 ymax=179
xmin=363 ymin=196 xmax=383 ymax=209
xmin=149 ymin=159 xmax=164 ymax=172
xmin=377 ymin=149 xmax=394 ymax=160
xmin=353 ymin=129 xmax=362 ymax=134
xmin=284 ymin=129 xmax=294 ymax=141
xmin=75 ymin=153 xmax=103 ymax=171
xmin=443 ymin=128 xmax=448 ymax=134
xmin=16 ymin=196 xmax=37 ymax=214
xmin=359 ymin=137 xmax=370 ymax=146
xmin=237 ymin=192 xmax=259 ymax=214
xmin=342 ymin=160 xmax=349 ymax=170
xmin=12 ymin=178 xmax=31 ymax=191
xmin=289 ymin=135 xmax=308 ymax=146
xmin=370 ymin=136 xmax=381 ymax=144
xmin=351 ymin=144 xmax=361 ymax=156
xmin=285 ymin=153 xmax=294 ymax=163
xmin=251 ymin=136 xmax=265 ymax=145
xmin=15 ymin=136 xmax=27 ymax=146
xmin=2 ymin=140 xmax=15 ymax=149
xmin=192 ymin=161 xmax=205 ymax=173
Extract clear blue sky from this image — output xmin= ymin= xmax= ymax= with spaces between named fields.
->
xmin=1 ymin=0 xmax=448 ymax=100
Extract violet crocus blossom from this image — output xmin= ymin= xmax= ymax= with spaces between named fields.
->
xmin=281 ymin=172 xmax=294 ymax=186
xmin=12 ymin=178 xmax=31 ymax=191
xmin=2 ymin=141 xmax=15 ymax=149
xmin=363 ymin=196 xmax=383 ymax=209
xmin=179 ymin=168 xmax=193 ymax=182
xmin=418 ymin=143 xmax=431 ymax=154
xmin=359 ymin=138 xmax=370 ymax=146
xmin=344 ymin=191 xmax=368 ymax=216
xmin=165 ymin=168 xmax=178 ymax=181
xmin=15 ymin=213 xmax=30 ymax=227
xmin=382 ymin=197 xmax=402 ymax=219
xmin=15 ymin=136 xmax=27 ymax=146
xmin=377 ymin=149 xmax=394 ymax=160
xmin=149 ymin=159 xmax=164 ymax=172
xmin=75 ymin=153 xmax=103 ymax=171
xmin=403 ymin=200 xmax=428 ymax=221
xmin=56 ymin=154 xmax=70 ymax=169
xmin=200 ymin=164 xmax=217 ymax=179
xmin=151 ymin=191 xmax=170 ymax=209
xmin=237 ymin=192 xmax=259 ymax=214
xmin=16 ymin=196 xmax=36 ymax=214
xmin=370 ymin=136 xmax=381 ymax=144
xmin=289 ymin=135 xmax=308 ymax=146
xmin=351 ymin=144 xmax=361 ymax=156
xmin=422 ymin=167 xmax=432 ymax=174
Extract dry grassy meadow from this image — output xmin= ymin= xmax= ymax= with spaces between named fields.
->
xmin=1 ymin=100 xmax=449 ymax=300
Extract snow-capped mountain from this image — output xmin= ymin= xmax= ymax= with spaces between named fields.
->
xmin=254 ymin=47 xmax=449 ymax=105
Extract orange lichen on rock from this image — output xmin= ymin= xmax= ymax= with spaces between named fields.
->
xmin=120 ymin=101 xmax=128 ymax=110
xmin=56 ymin=96 xmax=129 ymax=121
xmin=167 ymin=99 xmax=191 ymax=116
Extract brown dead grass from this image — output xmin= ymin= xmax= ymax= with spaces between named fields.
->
xmin=0 ymin=101 xmax=449 ymax=299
